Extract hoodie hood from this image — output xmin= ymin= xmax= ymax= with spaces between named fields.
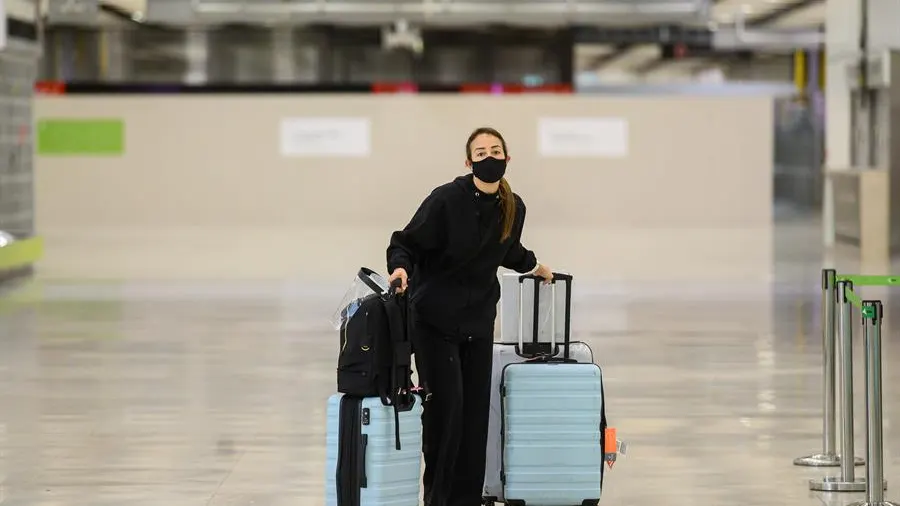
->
xmin=454 ymin=173 xmax=500 ymax=201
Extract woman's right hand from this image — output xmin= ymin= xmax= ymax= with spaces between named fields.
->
xmin=389 ymin=268 xmax=409 ymax=293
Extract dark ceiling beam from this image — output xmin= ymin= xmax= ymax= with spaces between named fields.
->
xmin=631 ymin=43 xmax=742 ymax=74
xmin=584 ymin=44 xmax=635 ymax=70
xmin=98 ymin=1 xmax=138 ymax=21
xmin=97 ymin=1 xmax=178 ymax=31
xmin=632 ymin=49 xmax=753 ymax=75
xmin=573 ymin=24 xmax=712 ymax=46
xmin=746 ymin=0 xmax=823 ymax=26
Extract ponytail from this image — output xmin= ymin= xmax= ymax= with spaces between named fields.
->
xmin=498 ymin=177 xmax=516 ymax=242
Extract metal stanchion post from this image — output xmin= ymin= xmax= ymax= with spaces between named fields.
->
xmin=796 ymin=269 xmax=861 ymax=467
xmin=811 ymin=280 xmax=867 ymax=491
xmin=849 ymin=300 xmax=897 ymax=506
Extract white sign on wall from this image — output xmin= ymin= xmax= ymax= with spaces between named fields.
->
xmin=0 ymin=0 xmax=7 ymax=51
xmin=280 ymin=117 xmax=371 ymax=157
xmin=538 ymin=117 xmax=629 ymax=158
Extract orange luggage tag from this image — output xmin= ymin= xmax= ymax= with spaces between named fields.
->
xmin=604 ymin=428 xmax=626 ymax=469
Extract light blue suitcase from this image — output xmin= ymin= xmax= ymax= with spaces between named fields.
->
xmin=324 ymin=393 xmax=423 ymax=506
xmin=483 ymin=340 xmax=596 ymax=502
xmin=491 ymin=273 xmax=607 ymax=506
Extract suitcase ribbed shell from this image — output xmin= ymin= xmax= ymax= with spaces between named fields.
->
xmin=325 ymin=394 xmax=423 ymax=506
xmin=500 ymin=362 xmax=605 ymax=506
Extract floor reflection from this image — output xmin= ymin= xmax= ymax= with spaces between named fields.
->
xmin=0 ymin=219 xmax=898 ymax=505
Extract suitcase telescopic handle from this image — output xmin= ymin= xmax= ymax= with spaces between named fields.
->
xmin=517 ymin=272 xmax=573 ymax=284
xmin=516 ymin=275 xmax=543 ymax=354
xmin=517 ymin=272 xmax=573 ymax=360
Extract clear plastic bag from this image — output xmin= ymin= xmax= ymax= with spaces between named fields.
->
xmin=0 ymin=230 xmax=14 ymax=248
xmin=329 ymin=267 xmax=391 ymax=330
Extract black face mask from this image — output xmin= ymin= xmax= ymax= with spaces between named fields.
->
xmin=471 ymin=156 xmax=507 ymax=184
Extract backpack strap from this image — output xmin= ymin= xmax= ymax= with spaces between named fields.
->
xmin=383 ymin=281 xmax=414 ymax=450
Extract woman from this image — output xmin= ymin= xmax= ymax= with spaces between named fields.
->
xmin=386 ymin=127 xmax=553 ymax=506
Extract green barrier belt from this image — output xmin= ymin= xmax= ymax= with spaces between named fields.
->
xmin=835 ymin=274 xmax=897 ymax=319
xmin=836 ymin=275 xmax=900 ymax=286
xmin=0 ymin=236 xmax=43 ymax=272
xmin=842 ymin=287 xmax=878 ymax=319
xmin=844 ymin=287 xmax=863 ymax=309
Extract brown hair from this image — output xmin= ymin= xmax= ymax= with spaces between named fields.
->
xmin=465 ymin=126 xmax=516 ymax=242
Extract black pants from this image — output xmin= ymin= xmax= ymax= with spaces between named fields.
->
xmin=413 ymin=325 xmax=494 ymax=506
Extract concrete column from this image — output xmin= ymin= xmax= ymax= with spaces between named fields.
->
xmin=272 ymin=26 xmax=297 ymax=83
xmin=233 ymin=47 xmax=256 ymax=83
xmin=823 ymin=0 xmax=860 ymax=247
xmin=98 ymin=28 xmax=129 ymax=82
xmin=867 ymin=0 xmax=900 ymax=52
xmin=825 ymin=0 xmax=900 ymax=264
xmin=184 ymin=28 xmax=209 ymax=85
xmin=294 ymin=46 xmax=321 ymax=82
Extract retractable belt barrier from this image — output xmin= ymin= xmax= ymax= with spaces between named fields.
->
xmin=795 ymin=269 xmax=899 ymax=506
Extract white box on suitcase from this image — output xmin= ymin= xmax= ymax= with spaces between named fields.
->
xmin=499 ymin=271 xmax=572 ymax=344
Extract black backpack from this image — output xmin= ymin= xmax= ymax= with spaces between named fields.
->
xmin=336 ymin=268 xmax=416 ymax=449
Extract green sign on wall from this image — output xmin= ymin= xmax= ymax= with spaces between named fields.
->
xmin=37 ymin=118 xmax=125 ymax=156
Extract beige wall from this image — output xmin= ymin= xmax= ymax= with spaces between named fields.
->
xmin=34 ymin=94 xmax=774 ymax=285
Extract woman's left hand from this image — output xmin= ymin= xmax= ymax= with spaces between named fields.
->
xmin=534 ymin=263 xmax=554 ymax=284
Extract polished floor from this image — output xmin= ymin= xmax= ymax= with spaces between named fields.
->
xmin=1 ymin=215 xmax=899 ymax=506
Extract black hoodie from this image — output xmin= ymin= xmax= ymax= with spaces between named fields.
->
xmin=387 ymin=174 xmax=538 ymax=341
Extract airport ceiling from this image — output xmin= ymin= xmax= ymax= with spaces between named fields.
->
xmin=93 ymin=0 xmax=824 ymax=28
xmin=710 ymin=0 xmax=823 ymax=28
xmin=58 ymin=0 xmax=823 ymax=79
